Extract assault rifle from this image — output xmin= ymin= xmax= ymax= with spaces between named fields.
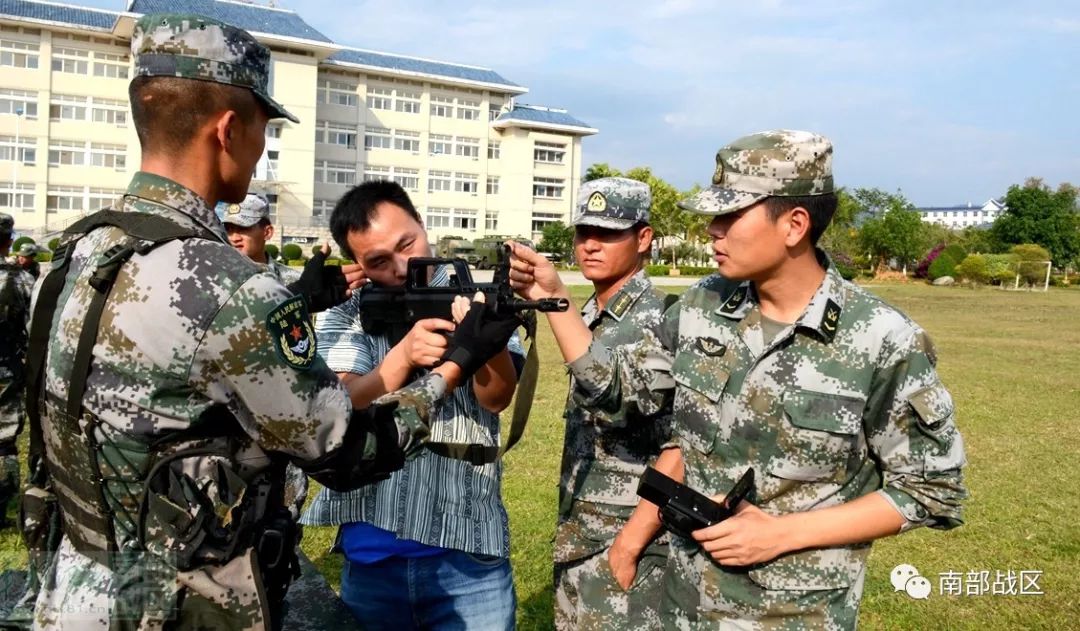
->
xmin=355 ymin=245 xmax=568 ymax=339
xmin=353 ymin=245 xmax=568 ymax=466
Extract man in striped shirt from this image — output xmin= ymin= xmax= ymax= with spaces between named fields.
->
xmin=302 ymin=181 xmax=523 ymax=630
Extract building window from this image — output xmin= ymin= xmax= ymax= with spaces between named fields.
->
xmin=455 ymin=136 xmax=479 ymax=159
xmin=452 ymin=208 xmax=477 ymax=231
xmin=0 ymin=89 xmax=37 ymax=119
xmin=393 ymin=167 xmax=419 ymax=192
xmin=315 ymin=160 xmax=355 ymax=185
xmin=426 ymin=206 xmax=451 ymax=229
xmin=46 ymin=185 xmax=84 ymax=213
xmin=267 ymin=123 xmax=283 ymax=139
xmin=318 ymin=79 xmax=358 ymax=106
xmin=393 ymin=130 xmax=420 ymax=152
xmin=487 ymin=141 xmax=500 ymax=160
xmin=454 ymin=173 xmax=478 ymax=194
xmin=90 ymin=97 xmax=127 ymax=126
xmin=428 ymin=170 xmax=452 ymax=193
xmin=485 ymin=210 xmax=498 ymax=232
xmin=265 ymin=193 xmax=278 ymax=216
xmin=534 ymin=141 xmax=566 ymax=164
xmin=90 ymin=142 xmax=126 ymax=169
xmin=395 ymin=90 xmax=421 ymax=114
xmin=49 ymin=94 xmax=87 ymax=122
xmin=430 ymin=95 xmax=453 ymax=118
xmin=316 ymin=121 xmax=358 ymax=149
xmin=48 ymin=140 xmax=85 ymax=166
xmin=533 ymin=177 xmax=565 ymax=199
xmin=430 ymin=134 xmax=453 ymax=156
xmin=488 ymin=105 xmax=502 ymax=121
xmin=0 ymin=135 xmax=35 ymax=164
xmin=363 ymin=165 xmax=390 ymax=182
xmin=457 ymin=99 xmax=480 ymax=121
xmin=0 ymin=39 xmax=39 ymax=69
xmin=367 ymin=86 xmax=393 ymax=110
xmin=87 ymin=187 xmax=122 ymax=211
xmin=364 ymin=126 xmax=391 ymax=150
xmin=532 ymin=211 xmax=563 ymax=233
xmin=0 ymin=182 xmax=34 ymax=212
xmin=313 ymin=199 xmax=334 ymax=218
xmin=92 ymin=52 xmax=129 ymax=79
xmin=51 ymin=47 xmax=89 ymax=74
xmin=265 ymin=150 xmax=280 ymax=180
xmin=486 ymin=176 xmax=500 ymax=195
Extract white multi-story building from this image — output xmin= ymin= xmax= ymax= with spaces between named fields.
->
xmin=0 ymin=0 xmax=597 ymax=245
xmin=917 ymin=199 xmax=1006 ymax=230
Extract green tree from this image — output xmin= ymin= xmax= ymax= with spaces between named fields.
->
xmin=954 ymin=254 xmax=990 ymax=285
xmin=12 ymin=236 xmax=34 ymax=253
xmin=48 ymin=237 xmax=61 ymax=251
xmin=538 ymin=221 xmax=573 ymax=262
xmin=624 ymin=167 xmax=688 ymax=266
xmin=991 ymin=179 xmax=1080 ymax=266
xmin=1010 ymin=243 xmax=1052 ymax=286
xmin=859 ymin=206 xmax=929 ymax=275
xmin=265 ymin=243 xmax=279 ymax=261
xmin=583 ymin=163 xmax=622 ymax=183
xmin=820 ymin=189 xmax=864 ymax=269
xmin=281 ymin=243 xmax=303 ymax=262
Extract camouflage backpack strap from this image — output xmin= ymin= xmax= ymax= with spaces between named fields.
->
xmin=25 ymin=210 xmax=215 ymax=555
xmin=423 ymin=310 xmax=539 ymax=466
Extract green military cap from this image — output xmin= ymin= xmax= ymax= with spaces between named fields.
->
xmin=573 ymin=177 xmax=651 ymax=230
xmin=679 ymin=130 xmax=833 ymax=215
xmin=131 ymin=13 xmax=299 ymax=123
xmin=221 ymin=193 xmax=271 ymax=228
xmin=0 ymin=213 xmax=12 ymax=236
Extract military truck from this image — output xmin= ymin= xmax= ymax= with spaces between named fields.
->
xmin=434 ymin=235 xmax=478 ymax=265
xmin=473 ymin=236 xmax=538 ymax=269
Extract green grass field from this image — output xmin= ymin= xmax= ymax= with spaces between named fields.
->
xmin=4 ymin=283 xmax=1078 ymax=629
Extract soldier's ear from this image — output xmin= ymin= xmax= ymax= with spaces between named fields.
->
xmin=784 ymin=206 xmax=812 ymax=248
xmin=216 ymin=110 xmax=239 ymax=151
xmin=637 ymin=225 xmax=654 ymax=254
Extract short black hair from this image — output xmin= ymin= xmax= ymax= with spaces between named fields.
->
xmin=330 ymin=181 xmax=422 ymax=260
xmin=129 ymin=76 xmax=259 ymax=154
xmin=764 ymin=193 xmax=838 ymax=246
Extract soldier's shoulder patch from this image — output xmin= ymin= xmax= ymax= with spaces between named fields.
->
xmin=820 ymin=298 xmax=842 ymax=341
xmin=608 ymin=292 xmax=633 ymax=317
xmin=586 ymin=191 xmax=607 ymax=212
xmin=266 ymin=295 xmax=316 ymax=370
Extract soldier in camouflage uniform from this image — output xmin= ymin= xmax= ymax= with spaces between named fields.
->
xmin=553 ymin=178 xmax=673 ymax=630
xmin=0 ymin=214 xmax=33 ymax=527
xmin=509 ymin=130 xmax=967 ymax=629
xmin=24 ymin=14 xmax=519 ymax=630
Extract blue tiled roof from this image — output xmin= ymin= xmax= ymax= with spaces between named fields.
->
xmin=128 ymin=0 xmax=332 ymax=43
xmin=496 ymin=105 xmax=593 ymax=130
xmin=0 ymin=0 xmax=118 ymax=30
xmin=328 ymin=48 xmax=521 ymax=89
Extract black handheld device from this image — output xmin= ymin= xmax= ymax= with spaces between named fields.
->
xmin=636 ymin=467 xmax=755 ymax=539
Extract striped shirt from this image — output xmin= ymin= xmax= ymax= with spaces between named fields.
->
xmin=301 ymin=267 xmax=522 ymax=558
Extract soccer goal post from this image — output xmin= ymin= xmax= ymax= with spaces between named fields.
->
xmin=1013 ymin=260 xmax=1052 ymax=292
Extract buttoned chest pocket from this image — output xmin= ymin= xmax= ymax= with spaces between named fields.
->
xmin=671 ymin=350 xmax=731 ymax=455
xmin=769 ymin=389 xmax=866 ymax=483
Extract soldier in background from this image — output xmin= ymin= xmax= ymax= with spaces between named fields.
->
xmin=24 ymin=13 xmax=519 ymax=630
xmin=13 ymin=243 xmax=40 ymax=280
xmin=552 ymin=178 xmax=673 ymax=630
xmin=221 ymin=193 xmax=299 ymax=285
xmin=0 ymin=214 xmax=33 ymax=528
xmin=509 ymin=130 xmax=967 ymax=629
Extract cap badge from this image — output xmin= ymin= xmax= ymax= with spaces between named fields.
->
xmin=227 ymin=204 xmax=241 ymax=215
xmin=586 ymin=191 xmax=607 ymax=212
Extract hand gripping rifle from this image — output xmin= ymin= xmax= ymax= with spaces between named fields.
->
xmin=354 ymin=245 xmax=568 ymax=465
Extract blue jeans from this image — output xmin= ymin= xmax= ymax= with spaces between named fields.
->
xmin=340 ymin=549 xmax=516 ymax=630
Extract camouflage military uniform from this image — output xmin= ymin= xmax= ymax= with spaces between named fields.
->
xmin=554 ymin=271 xmax=672 ymax=631
xmin=26 ymin=15 xmax=443 ymax=630
xmin=553 ymin=178 xmax=673 ymax=630
xmin=0 ymin=213 xmax=34 ymax=522
xmin=566 ymin=131 xmax=967 ymax=629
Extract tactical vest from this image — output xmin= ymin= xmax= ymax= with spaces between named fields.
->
xmin=24 ymin=210 xmax=293 ymax=574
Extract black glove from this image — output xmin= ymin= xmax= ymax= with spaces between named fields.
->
xmin=441 ymin=300 xmax=522 ymax=379
xmin=286 ymin=249 xmax=349 ymax=313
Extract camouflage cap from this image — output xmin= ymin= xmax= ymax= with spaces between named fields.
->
xmin=131 ymin=13 xmax=299 ymax=123
xmin=0 ymin=212 xmax=12 ymax=236
xmin=16 ymin=243 xmax=36 ymax=257
xmin=572 ymin=177 xmax=651 ymax=230
xmin=679 ymin=130 xmax=833 ymax=216
xmin=220 ymin=193 xmax=270 ymax=228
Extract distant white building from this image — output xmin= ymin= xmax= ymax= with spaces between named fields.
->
xmin=917 ymin=199 xmax=1006 ymax=230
